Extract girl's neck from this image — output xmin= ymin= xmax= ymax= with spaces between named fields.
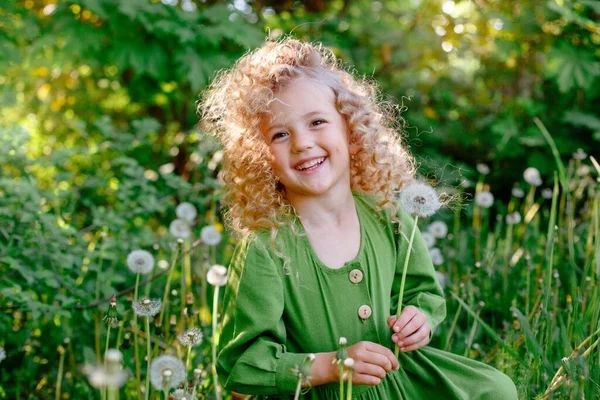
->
xmin=288 ymin=187 xmax=356 ymax=229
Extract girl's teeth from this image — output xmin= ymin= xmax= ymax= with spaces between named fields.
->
xmin=297 ymin=158 xmax=324 ymax=170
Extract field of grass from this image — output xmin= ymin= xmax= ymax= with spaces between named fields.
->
xmin=0 ymin=130 xmax=598 ymax=399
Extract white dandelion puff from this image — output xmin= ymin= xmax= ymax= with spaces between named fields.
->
xmin=429 ymin=247 xmax=444 ymax=266
xmin=0 ymin=347 xmax=5 ymax=363
xmin=511 ymin=187 xmax=525 ymax=198
xmin=84 ymin=349 xmax=128 ymax=389
xmin=207 ymin=264 xmax=228 ymax=286
xmin=523 ymin=167 xmax=542 ymax=186
xmin=427 ymin=221 xmax=448 ymax=239
xmin=541 ymin=188 xmax=553 ymax=199
xmin=177 ymin=327 xmax=203 ymax=347
xmin=476 ymin=163 xmax=490 ymax=175
xmin=506 ymin=212 xmax=521 ymax=225
xmin=421 ymin=232 xmax=436 ymax=249
xmin=126 ymin=250 xmax=154 ymax=275
xmin=344 ymin=357 xmax=355 ymax=369
xmin=460 ymin=179 xmax=472 ymax=188
xmin=169 ymin=219 xmax=191 ymax=239
xmin=200 ymin=225 xmax=222 ymax=246
xmin=474 ymin=191 xmax=494 ymax=208
xmin=399 ymin=183 xmax=440 ymax=218
xmin=572 ymin=148 xmax=587 ymax=160
xmin=176 ymin=202 xmax=197 ymax=223
xmin=150 ymin=355 xmax=186 ymax=390
xmin=132 ymin=297 xmax=162 ymax=317
xmin=171 ymin=389 xmax=187 ymax=400
xmin=435 ymin=271 xmax=448 ymax=290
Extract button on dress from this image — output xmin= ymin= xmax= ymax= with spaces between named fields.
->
xmin=217 ymin=192 xmax=518 ymax=399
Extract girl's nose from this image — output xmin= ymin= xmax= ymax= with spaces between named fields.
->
xmin=291 ymin=131 xmax=314 ymax=153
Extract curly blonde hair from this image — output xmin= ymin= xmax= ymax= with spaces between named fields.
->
xmin=199 ymin=38 xmax=416 ymax=238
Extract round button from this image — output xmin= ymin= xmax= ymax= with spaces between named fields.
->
xmin=358 ymin=305 xmax=372 ymax=320
xmin=349 ymin=269 xmax=363 ymax=284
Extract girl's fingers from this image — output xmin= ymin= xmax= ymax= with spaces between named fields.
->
xmin=352 ymin=372 xmax=382 ymax=386
xmin=396 ymin=324 xmax=430 ymax=347
xmin=387 ymin=315 xmax=397 ymax=329
xmin=392 ymin=306 xmax=417 ymax=333
xmin=365 ymin=342 xmax=399 ymax=371
xmin=396 ymin=311 xmax=426 ymax=339
xmin=398 ymin=335 xmax=430 ymax=352
xmin=354 ymin=361 xmax=387 ymax=379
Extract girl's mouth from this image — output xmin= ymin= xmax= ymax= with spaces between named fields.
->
xmin=295 ymin=157 xmax=326 ymax=171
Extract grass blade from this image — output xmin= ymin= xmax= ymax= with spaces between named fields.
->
xmin=450 ymin=292 xmax=526 ymax=366
xmin=533 ymin=117 xmax=568 ymax=191
xmin=511 ymin=306 xmax=548 ymax=367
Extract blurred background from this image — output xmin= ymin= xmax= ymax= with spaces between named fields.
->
xmin=1 ymin=0 xmax=599 ymax=398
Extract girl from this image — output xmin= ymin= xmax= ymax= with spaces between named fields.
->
xmin=200 ymin=39 xmax=517 ymax=399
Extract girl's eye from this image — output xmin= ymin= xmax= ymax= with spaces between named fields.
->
xmin=271 ymin=132 xmax=288 ymax=141
xmin=311 ymin=119 xmax=326 ymax=127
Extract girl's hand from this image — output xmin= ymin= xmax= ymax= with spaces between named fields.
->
xmin=340 ymin=341 xmax=400 ymax=386
xmin=388 ymin=306 xmax=431 ymax=352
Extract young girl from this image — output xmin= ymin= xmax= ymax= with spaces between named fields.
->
xmin=200 ymin=39 xmax=518 ymax=399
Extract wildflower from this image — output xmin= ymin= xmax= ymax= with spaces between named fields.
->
xmin=193 ymin=368 xmax=203 ymax=386
xmin=126 ymin=250 xmax=154 ymax=275
xmin=344 ymin=357 xmax=355 ymax=397
xmin=511 ymin=187 xmax=524 ymax=198
xmin=476 ymin=163 xmax=490 ymax=175
xmin=474 ymin=191 xmax=494 ymax=208
xmin=103 ymin=295 xmax=118 ymax=326
xmin=169 ymin=219 xmax=191 ymax=239
xmin=176 ymin=202 xmax=197 ymax=223
xmin=541 ymin=188 xmax=553 ymax=199
xmin=0 ymin=347 xmax=5 ymax=363
xmin=506 ymin=212 xmax=521 ymax=225
xmin=572 ymin=148 xmax=587 ymax=160
xmin=200 ymin=225 xmax=222 ymax=246
xmin=150 ymin=355 xmax=186 ymax=390
xmin=429 ymin=247 xmax=444 ymax=266
xmin=421 ymin=232 xmax=436 ymax=249
xmin=177 ymin=327 xmax=203 ymax=347
xmin=399 ymin=182 xmax=439 ymax=218
xmin=427 ymin=221 xmax=448 ymax=239
xmin=132 ymin=297 xmax=162 ymax=318
xmin=84 ymin=349 xmax=128 ymax=388
xmin=291 ymin=353 xmax=315 ymax=390
xmin=207 ymin=264 xmax=228 ymax=286
xmin=435 ymin=271 xmax=447 ymax=290
xmin=523 ymin=167 xmax=542 ymax=186
xmin=334 ymin=337 xmax=348 ymax=364
xmin=158 ymin=259 xmax=169 ymax=269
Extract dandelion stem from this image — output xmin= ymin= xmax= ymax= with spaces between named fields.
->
xmin=394 ymin=215 xmax=419 ymax=358
xmin=346 ymin=369 xmax=352 ymax=400
xmin=133 ymin=273 xmax=142 ymax=400
xmin=144 ymin=317 xmax=152 ymax=400
xmin=55 ymin=347 xmax=65 ymax=400
xmin=186 ymin=346 xmax=192 ymax=371
xmin=444 ymin=303 xmax=462 ymax=351
xmin=339 ymin=363 xmax=344 ymax=399
xmin=212 ymin=285 xmax=222 ymax=400
xmin=102 ymin=325 xmax=112 ymax=400
xmin=294 ymin=376 xmax=303 ymax=400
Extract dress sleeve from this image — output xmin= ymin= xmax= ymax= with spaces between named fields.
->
xmin=217 ymin=234 xmax=307 ymax=395
xmin=389 ymin=208 xmax=447 ymax=334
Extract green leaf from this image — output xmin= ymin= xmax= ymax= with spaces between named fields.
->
xmin=545 ymin=42 xmax=600 ymax=93
xmin=563 ymin=111 xmax=600 ymax=131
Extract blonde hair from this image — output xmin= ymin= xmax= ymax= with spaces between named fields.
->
xmin=199 ymin=38 xmax=416 ymax=237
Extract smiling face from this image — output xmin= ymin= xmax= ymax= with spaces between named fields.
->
xmin=261 ymin=77 xmax=353 ymax=202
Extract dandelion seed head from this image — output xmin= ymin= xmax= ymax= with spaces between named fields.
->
xmin=429 ymin=247 xmax=444 ymax=266
xmin=421 ymin=232 xmax=436 ymax=249
xmin=541 ymin=188 xmax=553 ymax=199
xmin=105 ymin=349 xmax=123 ymax=364
xmin=338 ymin=337 xmax=347 ymax=346
xmin=132 ymin=297 xmax=162 ymax=317
xmin=169 ymin=219 xmax=191 ymax=239
xmin=0 ymin=347 xmax=5 ymax=363
xmin=150 ymin=355 xmax=186 ymax=390
xmin=207 ymin=264 xmax=228 ymax=286
xmin=427 ymin=221 xmax=448 ymax=239
xmin=474 ymin=191 xmax=494 ymax=208
xmin=511 ymin=187 xmax=524 ymax=198
xmin=572 ymin=148 xmax=587 ymax=160
xmin=476 ymin=163 xmax=490 ymax=175
xmin=158 ymin=260 xmax=169 ymax=269
xmin=523 ymin=167 xmax=542 ymax=186
xmin=344 ymin=358 xmax=355 ymax=369
xmin=176 ymin=202 xmax=197 ymax=223
xmin=506 ymin=212 xmax=521 ymax=225
xmin=84 ymin=360 xmax=128 ymax=389
xmin=200 ymin=225 xmax=222 ymax=246
xmin=177 ymin=327 xmax=203 ymax=347
xmin=126 ymin=250 xmax=154 ymax=275
xmin=399 ymin=183 xmax=439 ymax=217
xmin=171 ymin=388 xmax=187 ymax=400
xmin=435 ymin=271 xmax=447 ymax=290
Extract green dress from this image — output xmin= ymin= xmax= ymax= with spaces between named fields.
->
xmin=217 ymin=192 xmax=518 ymax=399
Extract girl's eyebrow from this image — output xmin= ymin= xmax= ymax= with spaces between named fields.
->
xmin=269 ymin=111 xmax=328 ymax=131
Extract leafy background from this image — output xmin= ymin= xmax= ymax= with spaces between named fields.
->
xmin=0 ymin=0 xmax=598 ymax=398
